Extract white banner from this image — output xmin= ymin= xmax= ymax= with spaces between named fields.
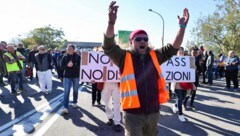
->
xmin=80 ymin=51 xmax=195 ymax=82
xmin=161 ymin=56 xmax=196 ymax=82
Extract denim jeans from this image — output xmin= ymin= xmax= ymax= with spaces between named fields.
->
xmin=9 ymin=72 xmax=23 ymax=93
xmin=63 ymin=78 xmax=79 ymax=109
xmin=207 ymin=68 xmax=213 ymax=84
xmin=174 ymin=89 xmax=187 ymax=115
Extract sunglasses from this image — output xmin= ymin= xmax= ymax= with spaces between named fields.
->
xmin=134 ymin=37 xmax=149 ymax=42
xmin=39 ymin=48 xmax=45 ymax=50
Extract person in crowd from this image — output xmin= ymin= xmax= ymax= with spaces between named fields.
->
xmin=47 ymin=48 xmax=55 ymax=74
xmin=56 ymin=50 xmax=66 ymax=81
xmin=217 ymin=53 xmax=226 ymax=80
xmin=183 ymin=49 xmax=198 ymax=109
xmin=103 ymin=1 xmax=189 ymax=135
xmin=198 ymin=50 xmax=203 ymax=75
xmin=61 ymin=44 xmax=81 ymax=114
xmin=224 ymin=51 xmax=239 ymax=91
xmin=201 ymin=50 xmax=208 ymax=84
xmin=1 ymin=41 xmax=7 ymax=50
xmin=171 ymin=47 xmax=195 ymax=122
xmin=101 ymin=82 xmax=121 ymax=132
xmin=3 ymin=44 xmax=26 ymax=94
xmin=206 ymin=50 xmax=214 ymax=85
xmin=17 ymin=43 xmax=28 ymax=82
xmin=0 ymin=43 xmax=7 ymax=87
xmin=194 ymin=47 xmax=201 ymax=86
xmin=27 ymin=45 xmax=39 ymax=80
xmin=52 ymin=49 xmax=60 ymax=75
xmin=200 ymin=46 xmax=204 ymax=52
xmin=1 ymin=41 xmax=9 ymax=79
xmin=35 ymin=46 xmax=53 ymax=94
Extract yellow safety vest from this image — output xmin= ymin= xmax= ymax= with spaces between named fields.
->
xmin=120 ymin=50 xmax=169 ymax=110
xmin=4 ymin=52 xmax=23 ymax=72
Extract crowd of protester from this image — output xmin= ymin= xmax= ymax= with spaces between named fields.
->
xmin=0 ymin=1 xmax=239 ymax=135
xmin=0 ymin=40 xmax=239 ymax=130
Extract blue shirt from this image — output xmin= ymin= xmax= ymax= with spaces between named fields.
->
xmin=225 ymin=56 xmax=239 ymax=71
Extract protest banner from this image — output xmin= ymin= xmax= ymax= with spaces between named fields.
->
xmin=80 ymin=51 xmax=120 ymax=82
xmin=80 ymin=51 xmax=195 ymax=82
xmin=161 ymin=56 xmax=196 ymax=82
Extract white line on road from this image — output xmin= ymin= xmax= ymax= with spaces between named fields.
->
xmin=34 ymin=85 xmax=85 ymax=136
xmin=0 ymin=93 xmax=63 ymax=133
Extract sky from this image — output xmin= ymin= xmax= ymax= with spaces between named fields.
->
xmin=0 ymin=0 xmax=219 ymax=48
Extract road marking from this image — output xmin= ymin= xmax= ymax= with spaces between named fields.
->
xmin=34 ymin=85 xmax=85 ymax=136
xmin=0 ymin=93 xmax=63 ymax=133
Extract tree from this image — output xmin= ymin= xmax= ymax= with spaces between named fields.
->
xmin=190 ymin=0 xmax=240 ymax=56
xmin=21 ymin=25 xmax=65 ymax=49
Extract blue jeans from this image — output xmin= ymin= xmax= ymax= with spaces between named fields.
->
xmin=63 ymin=78 xmax=79 ymax=109
xmin=207 ymin=68 xmax=213 ymax=84
xmin=174 ymin=89 xmax=187 ymax=115
xmin=9 ymin=72 xmax=23 ymax=93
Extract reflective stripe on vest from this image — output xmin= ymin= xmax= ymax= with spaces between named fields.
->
xmin=120 ymin=50 xmax=169 ymax=110
xmin=121 ymin=74 xmax=135 ymax=82
xmin=121 ymin=89 xmax=138 ymax=98
xmin=4 ymin=52 xmax=23 ymax=72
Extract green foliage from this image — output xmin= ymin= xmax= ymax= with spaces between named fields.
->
xmin=20 ymin=25 xmax=65 ymax=49
xmin=190 ymin=0 xmax=240 ymax=56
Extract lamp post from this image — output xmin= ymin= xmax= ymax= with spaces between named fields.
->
xmin=148 ymin=9 xmax=165 ymax=47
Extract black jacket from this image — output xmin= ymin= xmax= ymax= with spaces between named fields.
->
xmin=61 ymin=53 xmax=80 ymax=78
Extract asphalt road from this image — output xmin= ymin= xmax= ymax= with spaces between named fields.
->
xmin=0 ymin=75 xmax=239 ymax=136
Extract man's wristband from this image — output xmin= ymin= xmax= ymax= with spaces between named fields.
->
xmin=179 ymin=24 xmax=187 ymax=29
xmin=108 ymin=21 xmax=115 ymax=25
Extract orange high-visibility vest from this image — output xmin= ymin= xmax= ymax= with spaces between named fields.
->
xmin=120 ymin=50 xmax=169 ymax=110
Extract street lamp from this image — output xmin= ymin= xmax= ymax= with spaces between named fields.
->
xmin=148 ymin=9 xmax=165 ymax=47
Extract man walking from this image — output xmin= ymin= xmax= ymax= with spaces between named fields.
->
xmin=27 ymin=45 xmax=39 ymax=80
xmin=61 ymin=44 xmax=81 ymax=114
xmin=17 ymin=43 xmax=28 ymax=82
xmin=206 ymin=50 xmax=214 ymax=85
xmin=35 ymin=46 xmax=53 ymax=94
xmin=103 ymin=1 xmax=189 ymax=135
xmin=3 ymin=45 xmax=25 ymax=94
xmin=225 ymin=51 xmax=239 ymax=91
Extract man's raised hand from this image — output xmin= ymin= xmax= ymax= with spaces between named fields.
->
xmin=108 ymin=1 xmax=119 ymax=25
xmin=178 ymin=8 xmax=189 ymax=26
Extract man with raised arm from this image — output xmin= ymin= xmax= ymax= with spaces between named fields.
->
xmin=103 ymin=1 xmax=189 ymax=136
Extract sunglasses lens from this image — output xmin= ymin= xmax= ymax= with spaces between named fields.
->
xmin=143 ymin=37 xmax=148 ymax=42
xmin=135 ymin=37 xmax=142 ymax=42
xmin=134 ymin=37 xmax=148 ymax=42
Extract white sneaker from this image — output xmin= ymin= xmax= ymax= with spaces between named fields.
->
xmin=178 ymin=115 xmax=186 ymax=122
xmin=72 ymin=103 xmax=77 ymax=107
xmin=172 ymin=104 xmax=178 ymax=113
xmin=61 ymin=108 xmax=68 ymax=114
